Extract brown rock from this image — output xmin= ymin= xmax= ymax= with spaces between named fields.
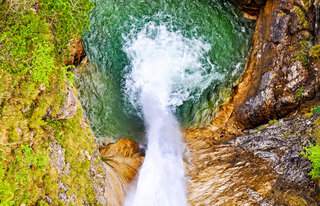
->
xmin=233 ymin=0 xmax=320 ymax=128
xmin=184 ymin=1 xmax=320 ymax=205
xmin=234 ymin=0 xmax=267 ymax=19
xmin=186 ymin=114 xmax=320 ymax=205
xmin=99 ymin=138 xmax=144 ymax=206
xmin=64 ymin=38 xmax=86 ymax=66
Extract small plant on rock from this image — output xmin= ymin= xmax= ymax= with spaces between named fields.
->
xmin=310 ymin=44 xmax=320 ymax=60
xmin=312 ymin=106 xmax=320 ymax=114
xmin=292 ymin=41 xmax=309 ymax=67
xmin=301 ymin=144 xmax=320 ymax=179
xmin=294 ymin=87 xmax=305 ymax=101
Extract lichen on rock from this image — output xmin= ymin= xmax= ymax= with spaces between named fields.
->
xmin=186 ymin=114 xmax=320 ymax=205
xmin=232 ymin=0 xmax=320 ymax=128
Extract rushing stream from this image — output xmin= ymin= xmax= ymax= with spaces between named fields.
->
xmin=77 ymin=0 xmax=254 ymax=140
xmin=76 ymin=0 xmax=254 ymax=205
xmin=123 ymin=23 xmax=207 ymax=206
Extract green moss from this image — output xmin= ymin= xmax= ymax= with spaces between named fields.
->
xmin=0 ymin=0 xmax=99 ymax=204
xmin=310 ymin=44 xmax=320 ymax=60
xmin=301 ymin=117 xmax=320 ymax=179
xmin=294 ymin=122 xmax=302 ymax=126
xmin=301 ymin=0 xmax=312 ymax=11
xmin=0 ymin=145 xmax=49 ymax=205
xmin=268 ymin=119 xmax=279 ymax=126
xmin=293 ymin=6 xmax=309 ymax=29
xmin=294 ymin=87 xmax=305 ymax=101
xmin=301 ymin=143 xmax=320 ymax=179
xmin=38 ymin=0 xmax=93 ymax=62
xmin=277 ymin=12 xmax=286 ymax=18
xmin=48 ymin=108 xmax=98 ymax=205
xmin=254 ymin=125 xmax=267 ymax=134
xmin=283 ymin=131 xmax=292 ymax=138
xmin=287 ymin=194 xmax=308 ymax=206
xmin=292 ymin=41 xmax=309 ymax=67
xmin=312 ymin=106 xmax=320 ymax=114
xmin=38 ymin=200 xmax=50 ymax=206
xmin=303 ymin=112 xmax=314 ymax=119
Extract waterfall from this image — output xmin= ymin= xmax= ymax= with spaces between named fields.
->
xmin=78 ymin=1 xmax=255 ymax=203
xmin=123 ymin=21 xmax=216 ymax=206
xmin=80 ymin=0 xmax=254 ymax=140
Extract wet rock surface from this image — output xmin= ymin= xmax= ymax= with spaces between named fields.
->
xmin=186 ymin=114 xmax=320 ymax=205
xmin=234 ymin=0 xmax=266 ymax=19
xmin=64 ymin=38 xmax=86 ymax=66
xmin=234 ymin=0 xmax=320 ymax=128
xmin=99 ymin=138 xmax=144 ymax=206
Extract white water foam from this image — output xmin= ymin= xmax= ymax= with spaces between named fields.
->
xmin=123 ymin=21 xmax=218 ymax=206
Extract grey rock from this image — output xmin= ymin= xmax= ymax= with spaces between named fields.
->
xmin=55 ymin=84 xmax=78 ymax=120
xmin=45 ymin=195 xmax=53 ymax=205
xmin=88 ymin=148 xmax=108 ymax=205
xmin=271 ymin=12 xmax=291 ymax=43
xmin=45 ymin=84 xmax=78 ymax=120
xmin=230 ymin=114 xmax=319 ymax=185
xmin=49 ymin=142 xmax=66 ymax=175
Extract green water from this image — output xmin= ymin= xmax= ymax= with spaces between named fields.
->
xmin=77 ymin=0 xmax=254 ymax=141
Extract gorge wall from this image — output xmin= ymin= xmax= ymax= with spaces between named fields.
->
xmin=184 ymin=0 xmax=320 ymax=205
xmin=234 ymin=0 xmax=320 ymax=129
xmin=69 ymin=0 xmax=320 ymax=205
xmin=1 ymin=0 xmax=319 ymax=205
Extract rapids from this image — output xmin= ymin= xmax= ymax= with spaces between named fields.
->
xmin=77 ymin=0 xmax=254 ymax=140
xmin=76 ymin=0 xmax=254 ymax=205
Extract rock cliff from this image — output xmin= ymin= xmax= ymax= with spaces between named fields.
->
xmin=186 ymin=113 xmax=320 ymax=205
xmin=184 ymin=0 xmax=320 ymax=205
xmin=234 ymin=0 xmax=320 ymax=129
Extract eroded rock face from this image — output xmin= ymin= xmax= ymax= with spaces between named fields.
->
xmin=48 ymin=115 xmax=108 ymax=205
xmin=99 ymin=138 xmax=144 ymax=206
xmin=234 ymin=0 xmax=320 ymax=128
xmin=234 ymin=0 xmax=266 ymax=19
xmin=45 ymin=84 xmax=78 ymax=120
xmin=186 ymin=114 xmax=320 ymax=205
xmin=64 ymin=38 xmax=86 ymax=66
xmin=229 ymin=115 xmax=318 ymax=185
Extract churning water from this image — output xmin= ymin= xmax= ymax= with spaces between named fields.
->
xmin=77 ymin=0 xmax=254 ymax=205
xmin=123 ymin=22 xmax=218 ymax=205
xmin=78 ymin=0 xmax=254 ymax=140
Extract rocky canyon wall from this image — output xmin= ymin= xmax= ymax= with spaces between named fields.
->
xmin=65 ymin=0 xmax=320 ymax=205
xmin=184 ymin=0 xmax=320 ymax=205
xmin=234 ymin=0 xmax=320 ymax=129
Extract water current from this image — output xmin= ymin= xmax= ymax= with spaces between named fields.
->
xmin=77 ymin=1 xmax=254 ymax=205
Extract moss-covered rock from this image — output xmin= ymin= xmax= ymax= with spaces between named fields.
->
xmin=0 ymin=0 xmax=110 ymax=205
